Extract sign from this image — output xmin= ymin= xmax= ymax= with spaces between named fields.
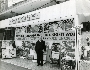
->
xmin=9 ymin=12 xmax=40 ymax=25
xmin=42 ymin=31 xmax=75 ymax=41
xmin=16 ymin=31 xmax=75 ymax=41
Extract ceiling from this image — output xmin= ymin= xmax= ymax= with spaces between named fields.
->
xmin=76 ymin=0 xmax=90 ymax=15
xmin=0 ymin=0 xmax=56 ymax=21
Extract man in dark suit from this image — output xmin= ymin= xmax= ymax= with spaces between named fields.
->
xmin=35 ymin=37 xmax=46 ymax=66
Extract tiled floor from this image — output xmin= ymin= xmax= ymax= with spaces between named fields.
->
xmin=0 ymin=58 xmax=60 ymax=70
xmin=79 ymin=60 xmax=90 ymax=70
xmin=0 ymin=59 xmax=31 ymax=70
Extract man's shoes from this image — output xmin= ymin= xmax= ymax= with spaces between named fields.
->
xmin=40 ymin=64 xmax=43 ymax=66
xmin=37 ymin=64 xmax=40 ymax=66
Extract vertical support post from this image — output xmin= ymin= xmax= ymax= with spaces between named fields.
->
xmin=74 ymin=15 xmax=80 ymax=70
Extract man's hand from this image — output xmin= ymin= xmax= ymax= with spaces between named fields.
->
xmin=42 ymin=50 xmax=44 ymax=53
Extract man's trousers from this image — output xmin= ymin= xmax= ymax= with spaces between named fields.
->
xmin=37 ymin=51 xmax=43 ymax=65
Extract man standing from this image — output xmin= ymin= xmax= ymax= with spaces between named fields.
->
xmin=35 ymin=37 xmax=46 ymax=66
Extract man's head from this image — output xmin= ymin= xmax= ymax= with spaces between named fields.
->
xmin=39 ymin=36 xmax=42 ymax=41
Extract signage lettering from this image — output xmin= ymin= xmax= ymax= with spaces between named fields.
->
xmin=9 ymin=12 xmax=40 ymax=25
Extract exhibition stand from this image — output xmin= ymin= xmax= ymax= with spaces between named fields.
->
xmin=0 ymin=0 xmax=77 ymax=70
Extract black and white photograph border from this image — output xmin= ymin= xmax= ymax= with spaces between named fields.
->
xmin=0 ymin=0 xmax=89 ymax=70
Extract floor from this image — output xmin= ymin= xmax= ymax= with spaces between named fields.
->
xmin=0 ymin=58 xmax=60 ymax=70
xmin=0 ymin=60 xmax=31 ymax=70
xmin=79 ymin=60 xmax=90 ymax=70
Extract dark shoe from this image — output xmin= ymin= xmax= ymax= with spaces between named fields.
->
xmin=37 ymin=64 xmax=40 ymax=66
xmin=41 ymin=64 xmax=43 ymax=66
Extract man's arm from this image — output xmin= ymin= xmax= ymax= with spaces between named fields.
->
xmin=43 ymin=41 xmax=46 ymax=51
xmin=35 ymin=42 xmax=37 ymax=52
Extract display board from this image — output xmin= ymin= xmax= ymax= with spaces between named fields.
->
xmin=15 ymin=18 xmax=75 ymax=41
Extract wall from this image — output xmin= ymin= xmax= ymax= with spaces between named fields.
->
xmin=78 ymin=14 xmax=90 ymax=25
xmin=78 ymin=14 xmax=86 ymax=25
xmin=85 ymin=15 xmax=90 ymax=22
xmin=0 ymin=19 xmax=9 ymax=28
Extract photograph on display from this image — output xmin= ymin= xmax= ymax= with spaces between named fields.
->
xmin=51 ymin=43 xmax=60 ymax=52
xmin=26 ymin=24 xmax=43 ymax=40
xmin=62 ymin=18 xmax=74 ymax=31
xmin=50 ymin=43 xmax=60 ymax=65
xmin=27 ymin=24 xmax=43 ymax=33
xmin=44 ymin=18 xmax=74 ymax=33
xmin=15 ymin=24 xmax=43 ymax=41
xmin=44 ymin=21 xmax=64 ymax=33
